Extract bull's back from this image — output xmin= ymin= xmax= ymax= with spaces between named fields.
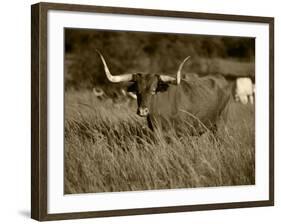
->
xmin=149 ymin=75 xmax=231 ymax=130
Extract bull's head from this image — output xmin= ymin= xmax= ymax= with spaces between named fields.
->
xmin=96 ymin=50 xmax=190 ymax=117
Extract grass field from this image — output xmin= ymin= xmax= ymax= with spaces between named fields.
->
xmin=64 ymin=90 xmax=255 ymax=194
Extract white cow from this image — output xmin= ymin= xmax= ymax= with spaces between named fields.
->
xmin=235 ymin=77 xmax=255 ymax=104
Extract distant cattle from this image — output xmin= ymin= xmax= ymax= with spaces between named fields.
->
xmin=93 ymin=86 xmax=137 ymax=105
xmin=92 ymin=87 xmax=105 ymax=100
xmin=96 ymin=50 xmax=232 ymax=134
xmin=235 ymin=77 xmax=255 ymax=104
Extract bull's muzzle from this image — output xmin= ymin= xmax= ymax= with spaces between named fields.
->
xmin=137 ymin=107 xmax=149 ymax=117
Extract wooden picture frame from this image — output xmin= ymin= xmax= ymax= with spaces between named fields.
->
xmin=31 ymin=2 xmax=274 ymax=221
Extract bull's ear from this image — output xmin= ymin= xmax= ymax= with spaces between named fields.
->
xmin=127 ymin=82 xmax=137 ymax=93
xmin=156 ymin=80 xmax=169 ymax=92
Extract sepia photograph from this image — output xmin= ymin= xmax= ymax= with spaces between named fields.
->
xmin=30 ymin=2 xmax=274 ymax=220
xmin=64 ymin=28 xmax=255 ymax=194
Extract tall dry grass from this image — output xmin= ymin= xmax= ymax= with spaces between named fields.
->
xmin=64 ymin=90 xmax=255 ymax=194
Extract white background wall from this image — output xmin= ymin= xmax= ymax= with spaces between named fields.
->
xmin=0 ymin=0 xmax=279 ymax=223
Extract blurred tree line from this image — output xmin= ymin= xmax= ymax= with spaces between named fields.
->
xmin=65 ymin=28 xmax=255 ymax=90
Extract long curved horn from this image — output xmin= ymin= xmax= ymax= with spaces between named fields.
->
xmin=160 ymin=56 xmax=190 ymax=84
xmin=176 ymin=56 xmax=190 ymax=84
xmin=96 ymin=50 xmax=133 ymax=83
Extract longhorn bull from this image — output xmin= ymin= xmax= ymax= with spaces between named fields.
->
xmin=96 ymin=50 xmax=232 ymax=134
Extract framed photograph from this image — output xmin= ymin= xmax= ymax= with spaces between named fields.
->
xmin=31 ymin=2 xmax=274 ymax=221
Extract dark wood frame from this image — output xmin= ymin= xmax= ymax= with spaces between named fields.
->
xmin=31 ymin=2 xmax=274 ymax=221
